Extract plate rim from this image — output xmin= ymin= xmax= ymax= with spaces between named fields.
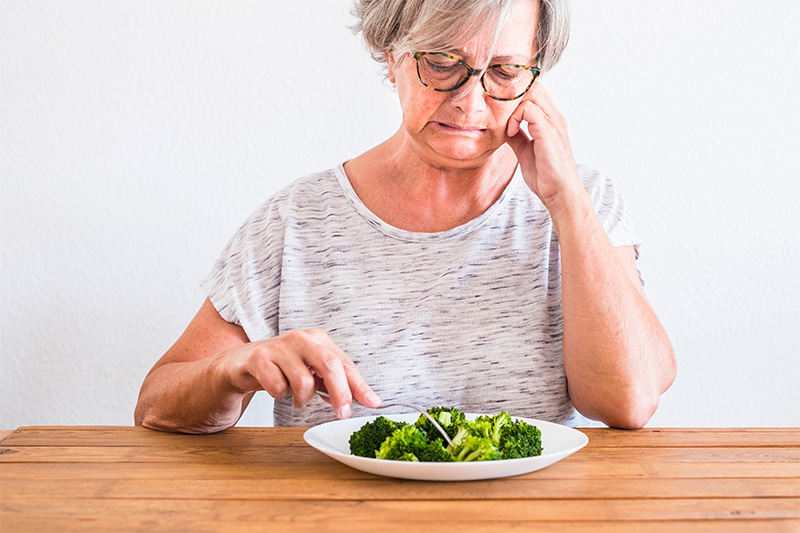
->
xmin=303 ymin=412 xmax=589 ymax=480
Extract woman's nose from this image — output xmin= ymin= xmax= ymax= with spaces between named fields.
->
xmin=449 ymin=74 xmax=488 ymax=113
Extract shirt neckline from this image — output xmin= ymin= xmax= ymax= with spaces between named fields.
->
xmin=334 ymin=163 xmax=522 ymax=242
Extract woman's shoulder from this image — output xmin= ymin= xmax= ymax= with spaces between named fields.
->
xmin=271 ymin=166 xmax=342 ymax=202
xmin=577 ymin=164 xmax=614 ymax=190
xmin=576 ymin=165 xmax=629 ymax=209
xmin=575 ymin=164 xmax=640 ymax=245
xmin=248 ymin=166 xmax=345 ymax=218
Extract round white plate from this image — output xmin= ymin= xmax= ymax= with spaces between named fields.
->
xmin=303 ymin=413 xmax=588 ymax=481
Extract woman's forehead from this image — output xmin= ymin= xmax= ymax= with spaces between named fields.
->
xmin=441 ymin=4 xmax=538 ymax=64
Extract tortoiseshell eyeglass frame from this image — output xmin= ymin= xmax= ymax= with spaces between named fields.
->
xmin=412 ymin=51 xmax=542 ymax=101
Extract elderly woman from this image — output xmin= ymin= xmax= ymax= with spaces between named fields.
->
xmin=135 ymin=0 xmax=676 ymax=432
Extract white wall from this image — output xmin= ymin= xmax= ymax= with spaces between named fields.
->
xmin=2 ymin=1 xmax=798 ymax=429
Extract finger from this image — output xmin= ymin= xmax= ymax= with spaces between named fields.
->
xmin=507 ymin=81 xmax=557 ymax=133
xmin=257 ymin=360 xmax=292 ymax=400
xmin=305 ymin=373 xmax=333 ymax=405
xmin=524 ymin=81 xmax=555 ymax=111
xmin=254 ymin=329 xmax=379 ymax=419
xmin=308 ymin=329 xmax=380 ymax=405
xmin=305 ymin=329 xmax=381 ymax=414
xmin=506 ymin=102 xmax=530 ymax=138
xmin=523 ymin=83 xmax=567 ymax=131
xmin=306 ymin=353 xmax=352 ymax=418
xmin=233 ymin=342 xmax=290 ymax=398
xmin=313 ymin=374 xmax=328 ymax=397
xmin=252 ymin=331 xmax=324 ymax=408
xmin=298 ymin=329 xmax=365 ymax=418
xmin=340 ymin=356 xmax=382 ymax=408
xmin=275 ymin=348 xmax=320 ymax=408
xmin=507 ymin=100 xmax=550 ymax=141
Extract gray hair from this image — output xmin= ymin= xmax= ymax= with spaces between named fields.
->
xmin=351 ymin=0 xmax=571 ymax=73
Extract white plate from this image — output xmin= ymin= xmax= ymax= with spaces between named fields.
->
xmin=303 ymin=413 xmax=588 ymax=481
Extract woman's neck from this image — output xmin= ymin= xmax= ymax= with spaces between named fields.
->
xmin=344 ymin=132 xmax=518 ymax=233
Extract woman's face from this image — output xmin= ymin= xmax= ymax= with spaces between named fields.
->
xmin=387 ymin=0 xmax=539 ymax=170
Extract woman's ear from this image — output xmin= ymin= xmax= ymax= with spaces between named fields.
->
xmin=386 ymin=51 xmax=397 ymax=83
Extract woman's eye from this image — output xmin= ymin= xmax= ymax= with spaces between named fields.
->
xmin=494 ymin=67 xmax=518 ymax=80
xmin=489 ymin=66 xmax=524 ymax=84
xmin=429 ymin=62 xmax=457 ymax=72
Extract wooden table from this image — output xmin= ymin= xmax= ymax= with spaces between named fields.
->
xmin=1 ymin=426 xmax=798 ymax=532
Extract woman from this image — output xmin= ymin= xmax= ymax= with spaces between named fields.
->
xmin=135 ymin=0 xmax=676 ymax=432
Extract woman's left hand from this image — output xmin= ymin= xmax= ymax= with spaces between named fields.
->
xmin=505 ymin=82 xmax=582 ymax=209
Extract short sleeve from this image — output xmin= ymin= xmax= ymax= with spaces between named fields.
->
xmin=579 ymin=166 xmax=641 ymax=250
xmin=199 ymin=197 xmax=286 ymax=342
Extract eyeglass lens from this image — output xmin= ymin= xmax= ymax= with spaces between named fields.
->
xmin=416 ymin=52 xmax=537 ymax=100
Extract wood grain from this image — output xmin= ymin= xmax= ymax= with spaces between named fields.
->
xmin=1 ymin=426 xmax=798 ymax=532
xmin=4 ymin=425 xmax=799 ymax=447
xmin=3 ymin=497 xmax=799 ymax=522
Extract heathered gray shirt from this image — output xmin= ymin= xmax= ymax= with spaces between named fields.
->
xmin=201 ymin=163 xmax=640 ymax=427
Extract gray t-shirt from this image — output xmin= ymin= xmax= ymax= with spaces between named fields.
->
xmin=201 ymin=164 xmax=640 ymax=427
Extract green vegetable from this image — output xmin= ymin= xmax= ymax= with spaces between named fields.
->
xmin=498 ymin=419 xmax=543 ymax=459
xmin=471 ymin=412 xmax=511 ymax=443
xmin=375 ymin=424 xmax=453 ymax=462
xmin=348 ymin=407 xmax=543 ymax=462
xmin=449 ymin=430 xmax=501 ymax=462
xmin=348 ymin=416 xmax=406 ymax=458
xmin=414 ymin=407 xmax=467 ymax=441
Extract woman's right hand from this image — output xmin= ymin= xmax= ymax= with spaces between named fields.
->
xmin=135 ymin=299 xmax=379 ymax=433
xmin=224 ymin=328 xmax=381 ymax=420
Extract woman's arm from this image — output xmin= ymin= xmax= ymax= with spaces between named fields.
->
xmin=507 ymin=83 xmax=676 ymax=428
xmin=553 ymin=192 xmax=675 ymax=428
xmin=134 ymin=299 xmax=380 ymax=433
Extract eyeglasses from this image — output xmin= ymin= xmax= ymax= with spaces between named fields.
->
xmin=412 ymin=51 xmax=541 ymax=101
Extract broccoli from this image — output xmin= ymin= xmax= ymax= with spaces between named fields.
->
xmin=471 ymin=412 xmax=511 ymax=443
xmin=498 ymin=419 xmax=543 ymax=459
xmin=349 ymin=416 xmax=406 ymax=458
xmin=446 ymin=424 xmax=501 ymax=462
xmin=375 ymin=424 xmax=453 ymax=462
xmin=415 ymin=439 xmax=454 ymax=462
xmin=467 ymin=412 xmax=541 ymax=459
xmin=449 ymin=425 xmax=472 ymax=447
xmin=450 ymin=434 xmax=501 ymax=462
xmin=347 ymin=408 xmax=542 ymax=462
xmin=414 ymin=407 xmax=467 ymax=441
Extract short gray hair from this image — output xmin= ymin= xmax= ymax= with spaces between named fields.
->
xmin=351 ymin=0 xmax=571 ymax=72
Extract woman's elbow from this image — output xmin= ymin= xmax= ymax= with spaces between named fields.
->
xmin=572 ymin=381 xmax=668 ymax=430
xmin=603 ymin=395 xmax=660 ymax=429
xmin=607 ymin=348 xmax=678 ymax=429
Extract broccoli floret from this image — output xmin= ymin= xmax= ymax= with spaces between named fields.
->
xmin=468 ymin=417 xmax=492 ymax=439
xmin=416 ymin=439 xmax=454 ymax=463
xmin=498 ymin=419 xmax=543 ymax=459
xmin=449 ymin=425 xmax=472 ymax=447
xmin=374 ymin=425 xmax=429 ymax=461
xmin=471 ymin=412 xmax=512 ymax=443
xmin=451 ymin=435 xmax=501 ymax=462
xmin=349 ymin=416 xmax=406 ymax=458
xmin=447 ymin=425 xmax=500 ymax=462
xmin=415 ymin=407 xmax=467 ymax=441
xmin=375 ymin=424 xmax=455 ymax=462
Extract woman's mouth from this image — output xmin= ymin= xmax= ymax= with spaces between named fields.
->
xmin=433 ymin=122 xmax=487 ymax=136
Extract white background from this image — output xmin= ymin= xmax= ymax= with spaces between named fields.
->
xmin=2 ymin=1 xmax=798 ymax=429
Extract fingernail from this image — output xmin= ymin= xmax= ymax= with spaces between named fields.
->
xmin=365 ymin=391 xmax=381 ymax=407
xmin=337 ymin=403 xmax=352 ymax=420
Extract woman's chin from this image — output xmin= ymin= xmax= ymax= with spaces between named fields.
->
xmin=428 ymin=143 xmax=500 ymax=168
